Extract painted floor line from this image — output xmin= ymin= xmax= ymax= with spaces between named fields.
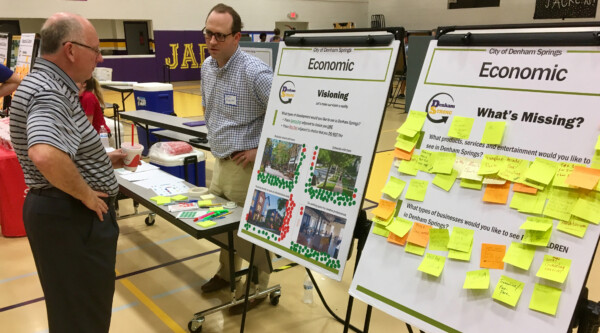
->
xmin=0 ymin=272 xmax=37 ymax=285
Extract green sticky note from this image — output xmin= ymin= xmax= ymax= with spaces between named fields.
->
xmin=372 ymin=224 xmax=391 ymax=237
xmin=428 ymin=228 xmax=450 ymax=251
xmin=524 ymin=157 xmax=559 ymax=186
xmin=197 ymin=220 xmax=216 ymax=228
xmin=481 ymin=121 xmax=506 ymax=145
xmin=516 ymin=189 xmax=548 ymax=215
xmin=520 ymin=216 xmax=553 ymax=231
xmin=418 ymin=253 xmax=447 ymax=277
xmin=571 ymin=198 xmax=600 ymax=224
xmin=171 ymin=194 xmax=188 ymax=201
xmin=448 ymin=116 xmax=475 ymax=139
xmin=447 ymin=226 xmax=474 ymax=252
xmin=198 ymin=199 xmax=213 ymax=206
xmin=543 ymin=188 xmax=578 ymax=221
xmin=398 ymin=111 xmax=427 ymax=136
xmin=463 ymin=269 xmax=490 ymax=289
xmin=460 ymin=178 xmax=483 ymax=190
xmin=553 ymin=162 xmax=581 ymax=188
xmin=536 ymin=255 xmax=572 ymax=283
xmin=431 ymin=152 xmax=457 ymax=174
xmin=596 ymin=134 xmax=600 ymax=150
xmin=417 ymin=150 xmax=434 ymax=173
xmin=498 ymin=157 xmax=530 ymax=182
xmin=373 ymin=214 xmax=394 ymax=227
xmin=478 ymin=154 xmax=506 ymax=175
xmin=395 ymin=132 xmax=421 ymax=152
xmin=503 ymin=242 xmax=536 ymax=270
xmin=382 ymin=177 xmax=407 ymax=199
xmin=522 ymin=227 xmax=553 ymax=247
xmin=493 ymin=275 xmax=525 ymax=307
xmin=386 ymin=217 xmax=413 ymax=238
xmin=405 ymin=243 xmax=426 ymax=256
xmin=405 ymin=179 xmax=429 ymax=202
xmin=398 ymin=155 xmax=420 ymax=176
xmin=557 ymin=217 xmax=589 ymax=238
xmin=448 ymin=244 xmax=472 ymax=261
xmin=529 ymin=283 xmax=562 ymax=316
xmin=509 ymin=192 xmax=529 ymax=210
xmin=433 ymin=169 xmax=459 ymax=192
xmin=150 ymin=195 xmax=172 ymax=205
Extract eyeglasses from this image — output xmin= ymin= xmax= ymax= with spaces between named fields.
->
xmin=63 ymin=41 xmax=101 ymax=56
xmin=202 ymin=28 xmax=233 ymax=42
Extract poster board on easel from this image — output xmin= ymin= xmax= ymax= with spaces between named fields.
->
xmin=349 ymin=23 xmax=600 ymax=333
xmin=236 ymin=28 xmax=403 ymax=280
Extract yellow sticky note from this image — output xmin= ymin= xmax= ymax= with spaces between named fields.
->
xmin=382 ymin=176 xmax=407 ymax=199
xmin=524 ymin=157 xmax=559 ymax=186
xmin=197 ymin=199 xmax=213 ymax=206
xmin=552 ymin=162 xmax=581 ymax=188
xmin=433 ymin=169 xmax=459 ymax=192
xmin=536 ymin=255 xmax=572 ymax=283
xmin=565 ymin=166 xmax=600 ymax=190
xmin=431 ymin=152 xmax=457 ymax=174
xmin=405 ymin=242 xmax=426 ymax=256
xmin=596 ymin=134 xmax=600 ymax=150
xmin=417 ymin=150 xmax=434 ymax=173
xmin=455 ymin=157 xmax=483 ymax=181
xmin=460 ymin=178 xmax=483 ymax=190
xmin=395 ymin=132 xmax=421 ymax=152
xmin=493 ymin=275 xmax=525 ymax=307
xmin=522 ymin=227 xmax=553 ymax=247
xmin=418 ymin=253 xmax=446 ymax=277
xmin=197 ymin=220 xmax=217 ymax=228
xmin=448 ymin=243 xmax=473 ymax=261
xmin=386 ymin=217 xmax=413 ymax=238
xmin=529 ymin=283 xmax=562 ymax=316
xmin=503 ymin=242 xmax=536 ymax=270
xmin=520 ymin=216 xmax=553 ymax=231
xmin=371 ymin=199 xmax=397 ymax=220
xmin=447 ymin=226 xmax=474 ymax=252
xmin=150 ymin=195 xmax=172 ymax=205
xmin=405 ymin=179 xmax=429 ymax=201
xmin=543 ymin=188 xmax=578 ymax=221
xmin=209 ymin=206 xmax=224 ymax=211
xmin=428 ymin=228 xmax=450 ymax=251
xmin=571 ymin=198 xmax=600 ymax=224
xmin=372 ymin=214 xmax=394 ymax=227
xmin=200 ymin=194 xmax=216 ymax=200
xmin=372 ymin=224 xmax=391 ymax=237
xmin=557 ymin=217 xmax=589 ymax=238
xmin=171 ymin=194 xmax=188 ymax=201
xmin=478 ymin=154 xmax=506 ymax=175
xmin=481 ymin=121 xmax=506 ymax=145
xmin=398 ymin=111 xmax=427 ymax=136
xmin=448 ymin=116 xmax=475 ymax=139
xmin=515 ymin=189 xmax=548 ymax=215
xmin=463 ymin=269 xmax=490 ymax=289
xmin=480 ymin=243 xmax=506 ymax=270
xmin=398 ymin=155 xmax=420 ymax=176
xmin=498 ymin=157 xmax=530 ymax=182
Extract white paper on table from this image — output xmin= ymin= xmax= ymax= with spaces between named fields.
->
xmin=114 ymin=161 xmax=159 ymax=175
xmin=150 ymin=182 xmax=189 ymax=196
xmin=134 ymin=173 xmax=187 ymax=189
xmin=120 ymin=169 xmax=167 ymax=182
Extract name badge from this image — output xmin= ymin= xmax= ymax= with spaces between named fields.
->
xmin=224 ymin=93 xmax=238 ymax=106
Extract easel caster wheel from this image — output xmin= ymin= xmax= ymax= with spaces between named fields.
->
xmin=145 ymin=213 xmax=156 ymax=226
xmin=188 ymin=316 xmax=204 ymax=332
xmin=270 ymin=290 xmax=281 ymax=305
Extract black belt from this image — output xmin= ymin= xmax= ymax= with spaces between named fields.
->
xmin=220 ymin=151 xmax=243 ymax=161
xmin=29 ymin=187 xmax=117 ymax=206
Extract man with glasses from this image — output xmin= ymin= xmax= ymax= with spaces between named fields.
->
xmin=200 ymin=3 xmax=274 ymax=314
xmin=9 ymin=12 xmax=126 ymax=333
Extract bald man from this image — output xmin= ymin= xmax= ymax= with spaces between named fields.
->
xmin=10 ymin=13 xmax=126 ymax=332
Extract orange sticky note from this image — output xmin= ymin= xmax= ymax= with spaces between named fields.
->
xmin=483 ymin=182 xmax=511 ymax=204
xmin=565 ymin=166 xmax=600 ymax=190
xmin=407 ymin=222 xmax=433 ymax=248
xmin=371 ymin=199 xmax=397 ymax=220
xmin=513 ymin=182 xmax=538 ymax=194
xmin=480 ymin=243 xmax=506 ymax=269
xmin=387 ymin=231 xmax=408 ymax=245
xmin=394 ymin=148 xmax=415 ymax=161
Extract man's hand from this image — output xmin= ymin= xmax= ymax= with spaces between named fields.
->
xmin=81 ymin=189 xmax=108 ymax=221
xmin=108 ymin=149 xmax=128 ymax=169
xmin=232 ymin=148 xmax=257 ymax=168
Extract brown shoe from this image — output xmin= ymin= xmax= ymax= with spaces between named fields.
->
xmin=228 ymin=296 xmax=266 ymax=315
xmin=201 ymin=275 xmax=230 ymax=293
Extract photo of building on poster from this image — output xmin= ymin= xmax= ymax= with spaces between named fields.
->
xmin=260 ymin=138 xmax=303 ymax=181
xmin=247 ymin=189 xmax=289 ymax=235
xmin=297 ymin=206 xmax=346 ymax=259
xmin=311 ymin=148 xmax=361 ymax=197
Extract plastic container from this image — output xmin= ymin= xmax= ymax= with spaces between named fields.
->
xmin=99 ymin=125 xmax=110 ymax=148
xmin=303 ymin=274 xmax=314 ymax=304
xmin=133 ymin=82 xmax=174 ymax=115
xmin=149 ymin=148 xmax=206 ymax=187
xmin=136 ymin=125 xmax=163 ymax=156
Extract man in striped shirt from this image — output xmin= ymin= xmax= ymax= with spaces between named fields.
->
xmin=9 ymin=13 xmax=126 ymax=333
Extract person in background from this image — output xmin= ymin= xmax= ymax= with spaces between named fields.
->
xmin=271 ymin=35 xmax=281 ymax=42
xmin=0 ymin=63 xmax=21 ymax=98
xmin=269 ymin=27 xmax=280 ymax=42
xmin=9 ymin=12 xmax=126 ymax=333
xmin=259 ymin=32 xmax=267 ymax=42
xmin=200 ymin=3 xmax=273 ymax=314
xmin=78 ymin=76 xmax=111 ymax=135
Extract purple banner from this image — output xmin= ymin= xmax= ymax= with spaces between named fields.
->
xmin=154 ymin=30 xmax=208 ymax=82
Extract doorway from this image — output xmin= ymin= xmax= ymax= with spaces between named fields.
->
xmin=123 ymin=21 xmax=151 ymax=55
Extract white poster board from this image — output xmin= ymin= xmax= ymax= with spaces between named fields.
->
xmin=350 ymin=38 xmax=600 ymax=332
xmin=0 ymin=34 xmax=9 ymax=66
xmin=15 ymin=33 xmax=36 ymax=79
xmin=240 ymin=46 xmax=273 ymax=68
xmin=237 ymin=38 xmax=400 ymax=280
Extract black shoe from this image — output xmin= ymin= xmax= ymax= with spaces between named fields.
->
xmin=228 ymin=296 xmax=266 ymax=315
xmin=201 ymin=275 xmax=230 ymax=293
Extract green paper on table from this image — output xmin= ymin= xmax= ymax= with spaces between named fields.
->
xmin=448 ymin=116 xmax=475 ymax=139
xmin=398 ymin=111 xmax=427 ymax=136
xmin=524 ymin=157 xmax=558 ymax=186
xmin=197 ymin=199 xmax=213 ymax=206
xmin=536 ymin=255 xmax=572 ymax=283
xmin=418 ymin=150 xmax=434 ymax=173
xmin=463 ymin=269 xmax=490 ymax=289
xmin=460 ymin=178 xmax=483 ymax=190
xmin=428 ymin=228 xmax=450 ymax=251
xmin=431 ymin=152 xmax=457 ymax=174
xmin=372 ymin=224 xmax=391 ymax=237
xmin=570 ymin=198 xmax=600 ymax=224
xmin=543 ymin=188 xmax=578 ymax=221
xmin=405 ymin=243 xmax=426 ymax=256
xmin=493 ymin=275 xmax=525 ymax=307
xmin=447 ymin=226 xmax=474 ymax=252
xmin=498 ymin=157 xmax=530 ymax=182
xmin=481 ymin=121 xmax=506 ymax=145
xmin=382 ymin=176 xmax=407 ymax=199
xmin=529 ymin=283 xmax=562 ymax=316
xmin=478 ymin=155 xmax=506 ymax=175
xmin=503 ymin=242 xmax=536 ymax=270
xmin=398 ymin=156 xmax=420 ymax=176
xmin=448 ymin=244 xmax=472 ymax=261
xmin=197 ymin=220 xmax=217 ymax=228
xmin=405 ymin=179 xmax=429 ymax=201
xmin=418 ymin=253 xmax=446 ymax=277
xmin=557 ymin=217 xmax=589 ymax=238
xmin=395 ymin=132 xmax=421 ymax=152
xmin=522 ymin=227 xmax=553 ymax=246
xmin=150 ymin=196 xmax=172 ymax=205
xmin=520 ymin=216 xmax=553 ymax=231
xmin=386 ymin=217 xmax=413 ymax=238
xmin=433 ymin=169 xmax=459 ymax=192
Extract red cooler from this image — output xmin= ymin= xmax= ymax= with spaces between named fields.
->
xmin=0 ymin=147 xmax=27 ymax=237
